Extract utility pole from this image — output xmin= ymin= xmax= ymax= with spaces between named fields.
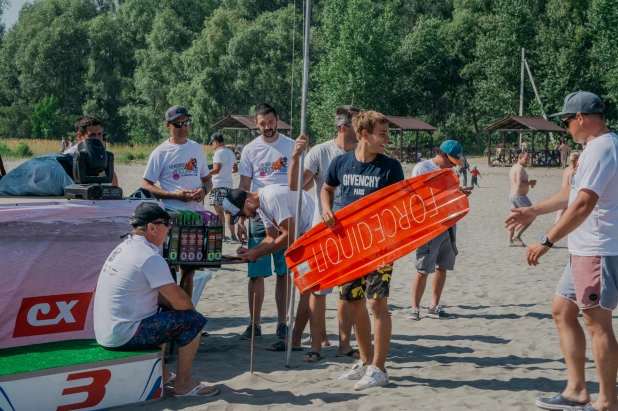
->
xmin=519 ymin=48 xmax=525 ymax=147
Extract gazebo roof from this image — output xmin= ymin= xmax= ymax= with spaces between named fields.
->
xmin=386 ymin=116 xmax=436 ymax=131
xmin=483 ymin=116 xmax=565 ymax=133
xmin=211 ymin=115 xmax=292 ymax=131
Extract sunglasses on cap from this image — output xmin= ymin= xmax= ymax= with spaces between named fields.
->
xmin=151 ymin=219 xmax=171 ymax=227
xmin=169 ymin=120 xmax=191 ymax=129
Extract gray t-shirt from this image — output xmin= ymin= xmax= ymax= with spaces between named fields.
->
xmin=305 ymin=139 xmax=345 ymax=225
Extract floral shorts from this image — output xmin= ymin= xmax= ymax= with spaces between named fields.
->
xmin=339 ymin=264 xmax=393 ymax=301
xmin=114 ymin=310 xmax=207 ymax=350
xmin=209 ymin=187 xmax=230 ymax=206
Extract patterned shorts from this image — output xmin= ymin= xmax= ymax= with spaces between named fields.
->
xmin=339 ymin=264 xmax=393 ymax=301
xmin=114 ymin=310 xmax=207 ymax=350
xmin=209 ymin=187 xmax=230 ymax=206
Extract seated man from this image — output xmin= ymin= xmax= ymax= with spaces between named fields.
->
xmin=93 ymin=202 xmax=218 ymax=398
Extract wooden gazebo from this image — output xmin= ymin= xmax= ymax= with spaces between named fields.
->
xmin=484 ymin=116 xmax=566 ymax=167
xmin=211 ymin=115 xmax=292 ymax=146
xmin=386 ymin=116 xmax=437 ymax=162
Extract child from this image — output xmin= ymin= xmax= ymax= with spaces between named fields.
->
xmin=470 ymin=165 xmax=481 ymax=187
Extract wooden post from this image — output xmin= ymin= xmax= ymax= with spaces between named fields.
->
xmin=250 ymin=292 xmax=256 ymax=374
xmin=487 ymin=131 xmax=492 ymax=166
xmin=415 ymin=131 xmax=419 ymax=162
xmin=400 ymin=129 xmax=403 ymax=162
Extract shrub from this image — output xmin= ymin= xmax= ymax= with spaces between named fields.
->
xmin=14 ymin=141 xmax=33 ymax=157
xmin=0 ymin=142 xmax=10 ymax=156
xmin=124 ymin=152 xmax=136 ymax=161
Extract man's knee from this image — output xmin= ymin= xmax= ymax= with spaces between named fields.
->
xmin=581 ymin=307 xmax=614 ymax=335
xmin=250 ymin=276 xmax=264 ymax=285
xmin=369 ymin=298 xmax=388 ymax=315
xmin=551 ymin=296 xmax=579 ymax=324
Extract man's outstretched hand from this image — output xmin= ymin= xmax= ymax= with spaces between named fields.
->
xmin=505 ymin=207 xmax=537 ymax=232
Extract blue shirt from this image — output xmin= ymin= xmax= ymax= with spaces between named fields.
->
xmin=324 ymin=151 xmax=405 ymax=211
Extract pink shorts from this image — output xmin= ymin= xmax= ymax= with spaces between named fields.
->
xmin=555 ymin=255 xmax=618 ymax=310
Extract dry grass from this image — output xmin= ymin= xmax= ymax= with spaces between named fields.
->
xmin=0 ymin=138 xmax=216 ymax=162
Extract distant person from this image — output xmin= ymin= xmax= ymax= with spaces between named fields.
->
xmin=408 ymin=141 xmax=471 ymax=321
xmin=508 ymin=152 xmax=536 ymax=246
xmin=94 ymin=202 xmax=218 ymax=397
xmin=61 ymin=135 xmax=67 ymax=153
xmin=142 ymin=105 xmax=213 ymax=298
xmin=554 ymin=152 xmax=580 ymax=224
xmin=458 ymin=155 xmax=470 ymax=186
xmin=470 ymin=165 xmax=481 ymax=187
xmin=69 ymin=137 xmax=76 ymax=147
xmin=506 ymin=91 xmax=618 ymax=411
xmin=521 ymin=141 xmax=527 ymax=150
xmin=64 ymin=116 xmax=118 ymax=186
xmin=559 ymin=141 xmax=570 ymax=168
xmin=208 ymin=132 xmax=239 ymax=243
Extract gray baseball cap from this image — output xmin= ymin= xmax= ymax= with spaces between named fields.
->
xmin=550 ymin=91 xmax=605 ymax=117
xmin=165 ymin=105 xmax=192 ymax=122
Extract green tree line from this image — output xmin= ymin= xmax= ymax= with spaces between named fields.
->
xmin=0 ymin=0 xmax=617 ymax=151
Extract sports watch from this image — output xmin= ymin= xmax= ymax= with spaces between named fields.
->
xmin=539 ymin=235 xmax=554 ymax=248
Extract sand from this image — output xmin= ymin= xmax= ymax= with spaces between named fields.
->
xmin=3 ymin=157 xmax=616 ymax=410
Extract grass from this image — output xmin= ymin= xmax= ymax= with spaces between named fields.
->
xmin=0 ymin=138 xmax=215 ymax=163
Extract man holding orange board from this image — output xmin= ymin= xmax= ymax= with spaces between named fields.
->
xmin=321 ymin=111 xmax=404 ymax=390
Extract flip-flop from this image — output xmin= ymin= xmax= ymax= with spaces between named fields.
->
xmin=303 ymin=351 xmax=324 ymax=363
xmin=173 ymin=383 xmax=219 ymax=397
xmin=163 ymin=372 xmax=176 ymax=386
xmin=265 ymin=340 xmax=304 ymax=352
xmin=336 ymin=349 xmax=360 ymax=359
xmin=583 ymin=405 xmax=599 ymax=411
xmin=534 ymin=393 xmax=587 ymax=410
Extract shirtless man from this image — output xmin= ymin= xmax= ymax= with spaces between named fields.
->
xmin=508 ymin=152 xmax=536 ymax=246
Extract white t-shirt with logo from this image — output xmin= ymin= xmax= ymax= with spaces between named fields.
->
xmin=305 ymin=139 xmax=346 ymax=225
xmin=239 ymin=134 xmax=295 ymax=190
xmin=212 ymin=147 xmax=237 ymax=189
xmin=143 ymin=139 xmax=209 ymax=211
xmin=94 ymin=235 xmax=174 ymax=347
xmin=412 ymin=158 xmax=441 ymax=177
xmin=257 ymin=184 xmax=315 ymax=236
xmin=568 ymin=132 xmax=618 ymax=256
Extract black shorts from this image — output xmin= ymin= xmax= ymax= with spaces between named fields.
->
xmin=339 ymin=264 xmax=393 ymax=301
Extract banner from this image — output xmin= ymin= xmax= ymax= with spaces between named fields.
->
xmin=0 ymin=199 xmax=154 ymax=348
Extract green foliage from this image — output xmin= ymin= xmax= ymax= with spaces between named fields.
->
xmin=14 ymin=141 xmax=33 ymax=157
xmin=1 ymin=0 xmax=618 ymax=149
xmin=0 ymin=141 xmax=10 ymax=155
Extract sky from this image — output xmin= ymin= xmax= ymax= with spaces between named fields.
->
xmin=3 ymin=0 xmax=30 ymax=28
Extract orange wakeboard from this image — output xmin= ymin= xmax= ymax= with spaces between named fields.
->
xmin=285 ymin=169 xmax=469 ymax=293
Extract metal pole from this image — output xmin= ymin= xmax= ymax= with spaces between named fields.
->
xmin=286 ymin=0 xmax=311 ymax=368
xmin=524 ymin=59 xmax=547 ymax=120
xmin=519 ymin=48 xmax=525 ymax=147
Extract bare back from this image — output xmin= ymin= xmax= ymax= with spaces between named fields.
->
xmin=509 ymin=163 xmax=529 ymax=195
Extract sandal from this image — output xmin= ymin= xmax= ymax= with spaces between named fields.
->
xmin=173 ymin=383 xmax=219 ymax=397
xmin=336 ymin=349 xmax=360 ymax=359
xmin=265 ymin=340 xmax=304 ymax=352
xmin=163 ymin=372 xmax=176 ymax=386
xmin=303 ymin=351 xmax=324 ymax=363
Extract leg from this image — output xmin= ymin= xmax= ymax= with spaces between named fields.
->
xmin=412 ymin=272 xmax=428 ymax=309
xmin=275 ymin=273 xmax=291 ymax=325
xmin=180 ymin=267 xmax=195 ymax=298
xmin=174 ymin=333 xmax=216 ymax=395
xmin=161 ymin=344 xmax=172 ymax=382
xmin=337 ymin=298 xmax=356 ymax=355
xmin=226 ymin=211 xmax=235 ymax=240
xmin=213 ymin=204 xmax=226 ymax=237
xmin=552 ymin=295 xmax=590 ymax=404
xmin=582 ymin=307 xmax=618 ymax=410
xmin=248 ymin=276 xmax=265 ymax=326
xmin=292 ymin=292 xmax=311 ymax=347
xmin=430 ymin=268 xmax=447 ymax=308
xmin=304 ymin=293 xmax=327 ymax=362
xmin=347 ymin=299 xmax=372 ymax=365
xmin=369 ymin=298 xmax=391 ymax=372
xmin=514 ymin=223 xmax=531 ymax=243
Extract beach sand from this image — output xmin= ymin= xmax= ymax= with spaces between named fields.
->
xmin=4 ymin=157 xmax=616 ymax=410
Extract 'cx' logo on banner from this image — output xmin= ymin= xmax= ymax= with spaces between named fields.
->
xmin=12 ymin=292 xmax=93 ymax=337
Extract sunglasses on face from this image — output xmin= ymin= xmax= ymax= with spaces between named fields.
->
xmin=561 ymin=113 xmax=577 ymax=128
xmin=170 ymin=120 xmax=191 ymax=129
xmin=151 ymin=220 xmax=171 ymax=227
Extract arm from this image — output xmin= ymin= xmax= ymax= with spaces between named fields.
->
xmin=142 ymin=178 xmax=192 ymax=201
xmin=320 ymin=183 xmax=337 ymax=227
xmin=189 ymin=175 xmax=213 ymax=202
xmin=288 ymin=134 xmax=316 ymax=191
xmin=210 ymin=163 xmax=222 ymax=176
xmin=237 ymin=223 xmax=294 ymax=261
xmin=157 ymin=283 xmax=195 ymax=311
xmin=505 ymin=184 xmax=570 ymax=231
xmin=235 ymin=175 xmax=253 ymax=242
xmin=232 ymin=163 xmax=238 ymax=173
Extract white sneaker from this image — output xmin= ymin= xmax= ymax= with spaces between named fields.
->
xmin=353 ymin=365 xmax=389 ymax=390
xmin=336 ymin=360 xmax=366 ymax=380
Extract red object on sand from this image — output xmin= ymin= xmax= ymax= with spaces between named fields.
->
xmin=285 ymin=169 xmax=469 ymax=293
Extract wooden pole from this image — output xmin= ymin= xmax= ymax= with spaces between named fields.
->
xmin=250 ymin=292 xmax=256 ymax=374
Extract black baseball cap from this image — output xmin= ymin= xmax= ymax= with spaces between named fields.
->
xmin=130 ymin=202 xmax=179 ymax=226
xmin=550 ymin=91 xmax=606 ymax=117
xmin=165 ymin=105 xmax=192 ymax=122
xmin=210 ymin=132 xmax=224 ymax=145
xmin=222 ymin=189 xmax=248 ymax=224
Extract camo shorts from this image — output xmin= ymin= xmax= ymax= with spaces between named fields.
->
xmin=339 ymin=264 xmax=393 ymax=301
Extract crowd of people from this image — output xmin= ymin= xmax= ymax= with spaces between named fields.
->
xmin=88 ymin=91 xmax=618 ymax=410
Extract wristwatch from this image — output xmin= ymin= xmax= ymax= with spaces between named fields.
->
xmin=200 ymin=186 xmax=207 ymax=194
xmin=539 ymin=235 xmax=554 ymax=248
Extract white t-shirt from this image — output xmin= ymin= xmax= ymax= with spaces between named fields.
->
xmin=212 ymin=147 xmax=237 ymax=188
xmin=258 ymin=184 xmax=315 ymax=235
xmin=63 ymin=145 xmax=78 ymax=155
xmin=305 ymin=139 xmax=346 ymax=225
xmin=143 ymin=139 xmax=209 ymax=211
xmin=93 ymin=235 xmax=174 ymax=347
xmin=568 ymin=132 xmax=618 ymax=256
xmin=239 ymin=134 xmax=295 ymax=190
xmin=412 ymin=158 xmax=441 ymax=177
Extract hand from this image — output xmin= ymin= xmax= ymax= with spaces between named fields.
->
xmin=293 ymin=134 xmax=309 ymax=158
xmin=458 ymin=187 xmax=472 ymax=197
xmin=526 ymin=240 xmax=550 ymax=266
xmin=237 ymin=222 xmax=248 ymax=243
xmin=175 ymin=190 xmax=194 ymax=202
xmin=321 ymin=210 xmax=336 ymax=227
xmin=190 ymin=187 xmax=206 ymax=202
xmin=237 ymin=247 xmax=258 ymax=262
xmin=505 ymin=207 xmax=537 ymax=232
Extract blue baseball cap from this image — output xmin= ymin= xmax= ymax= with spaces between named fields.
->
xmin=550 ymin=91 xmax=605 ymax=117
xmin=440 ymin=140 xmax=464 ymax=166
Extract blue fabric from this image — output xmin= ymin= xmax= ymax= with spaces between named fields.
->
xmin=324 ymin=151 xmax=404 ymax=211
xmin=247 ymin=216 xmax=289 ymax=278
